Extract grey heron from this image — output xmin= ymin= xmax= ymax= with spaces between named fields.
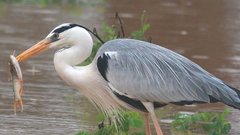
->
xmin=16 ymin=23 xmax=240 ymax=135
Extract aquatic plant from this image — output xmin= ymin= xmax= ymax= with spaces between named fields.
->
xmin=171 ymin=109 xmax=231 ymax=135
xmin=76 ymin=111 xmax=144 ymax=135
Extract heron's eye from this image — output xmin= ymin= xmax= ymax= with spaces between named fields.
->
xmin=51 ymin=33 xmax=59 ymax=42
xmin=53 ymin=33 xmax=59 ymax=38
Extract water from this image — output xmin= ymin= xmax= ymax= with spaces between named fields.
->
xmin=0 ymin=2 xmax=102 ymax=135
xmin=106 ymin=0 xmax=240 ymax=134
xmin=1 ymin=0 xmax=240 ymax=134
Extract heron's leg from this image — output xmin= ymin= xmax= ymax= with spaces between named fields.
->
xmin=19 ymin=80 xmax=23 ymax=96
xmin=151 ymin=112 xmax=163 ymax=135
xmin=142 ymin=102 xmax=164 ymax=135
xmin=144 ymin=112 xmax=151 ymax=135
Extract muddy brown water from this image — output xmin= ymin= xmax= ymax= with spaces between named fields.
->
xmin=1 ymin=0 xmax=240 ymax=135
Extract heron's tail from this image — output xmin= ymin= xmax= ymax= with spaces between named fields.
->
xmin=223 ymin=84 xmax=240 ymax=109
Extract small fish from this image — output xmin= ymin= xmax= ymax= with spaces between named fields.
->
xmin=9 ymin=55 xmax=23 ymax=114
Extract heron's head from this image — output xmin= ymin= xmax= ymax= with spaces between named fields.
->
xmin=16 ymin=23 xmax=93 ymax=62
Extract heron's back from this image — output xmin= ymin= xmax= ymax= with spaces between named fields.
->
xmin=95 ymin=39 xmax=240 ymax=109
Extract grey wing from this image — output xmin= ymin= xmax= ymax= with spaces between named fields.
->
xmin=95 ymin=39 xmax=240 ymax=107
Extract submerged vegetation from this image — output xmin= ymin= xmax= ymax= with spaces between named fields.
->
xmin=77 ymin=13 xmax=232 ymax=135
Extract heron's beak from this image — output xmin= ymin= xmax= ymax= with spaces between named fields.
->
xmin=16 ymin=39 xmax=51 ymax=62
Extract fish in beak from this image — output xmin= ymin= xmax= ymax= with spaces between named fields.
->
xmin=9 ymin=38 xmax=51 ymax=114
xmin=16 ymin=39 xmax=51 ymax=62
xmin=9 ymin=55 xmax=23 ymax=114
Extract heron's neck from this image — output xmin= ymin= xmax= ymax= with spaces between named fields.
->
xmin=53 ymin=41 xmax=93 ymax=85
xmin=55 ymin=44 xmax=92 ymax=65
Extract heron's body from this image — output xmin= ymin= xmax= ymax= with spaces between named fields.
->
xmin=95 ymin=39 xmax=240 ymax=109
xmin=16 ymin=23 xmax=240 ymax=135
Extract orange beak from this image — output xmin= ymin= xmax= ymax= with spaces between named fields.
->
xmin=16 ymin=39 xmax=51 ymax=62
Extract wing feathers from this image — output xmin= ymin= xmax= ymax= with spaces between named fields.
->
xmin=95 ymin=39 xmax=240 ymax=107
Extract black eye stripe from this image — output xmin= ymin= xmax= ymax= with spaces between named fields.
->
xmin=51 ymin=23 xmax=105 ymax=44
xmin=52 ymin=24 xmax=78 ymax=33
